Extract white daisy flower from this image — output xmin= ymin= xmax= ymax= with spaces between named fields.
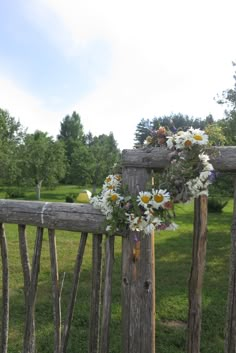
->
xmin=137 ymin=191 xmax=152 ymax=208
xmin=150 ymin=189 xmax=170 ymax=209
xmin=189 ymin=128 xmax=208 ymax=145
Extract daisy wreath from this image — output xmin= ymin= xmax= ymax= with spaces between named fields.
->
xmin=91 ymin=127 xmax=214 ymax=236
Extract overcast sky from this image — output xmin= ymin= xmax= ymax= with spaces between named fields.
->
xmin=0 ymin=0 xmax=235 ymax=150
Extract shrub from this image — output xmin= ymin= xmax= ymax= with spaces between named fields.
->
xmin=5 ymin=188 xmax=25 ymax=199
xmin=65 ymin=194 xmax=75 ymax=203
xmin=208 ymin=197 xmax=228 ymax=213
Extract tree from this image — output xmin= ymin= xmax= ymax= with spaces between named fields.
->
xmin=0 ymin=108 xmax=25 ymax=185
xmin=134 ymin=114 xmax=214 ymax=146
xmin=21 ymin=131 xmax=66 ymax=200
xmin=69 ymin=142 xmax=93 ymax=185
xmin=134 ymin=118 xmax=153 ymax=147
xmin=216 ymin=62 xmax=236 ymax=145
xmin=89 ymin=133 xmax=121 ymax=192
xmin=58 ymin=111 xmax=85 ymax=183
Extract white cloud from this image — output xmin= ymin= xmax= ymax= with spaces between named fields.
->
xmin=0 ymin=75 xmax=64 ymax=137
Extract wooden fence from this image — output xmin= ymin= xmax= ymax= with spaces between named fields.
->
xmin=0 ymin=146 xmax=236 ymax=353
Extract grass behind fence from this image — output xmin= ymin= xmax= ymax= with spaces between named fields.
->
xmin=0 ymin=192 xmax=233 ymax=352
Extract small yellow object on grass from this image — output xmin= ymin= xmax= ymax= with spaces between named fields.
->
xmin=76 ymin=190 xmax=92 ymax=203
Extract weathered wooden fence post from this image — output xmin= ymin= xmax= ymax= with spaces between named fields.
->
xmin=121 ymin=166 xmax=155 ymax=353
xmin=186 ymin=194 xmax=208 ymax=353
xmin=225 ymin=177 xmax=236 ymax=353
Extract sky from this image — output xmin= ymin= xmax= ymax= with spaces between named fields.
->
xmin=0 ymin=0 xmax=236 ymax=150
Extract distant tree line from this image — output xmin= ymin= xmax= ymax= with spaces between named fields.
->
xmin=0 ymin=110 xmax=120 ymax=199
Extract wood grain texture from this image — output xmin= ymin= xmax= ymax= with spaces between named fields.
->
xmin=186 ymin=195 xmax=208 ymax=353
xmin=225 ymin=178 xmax=236 ymax=353
xmin=18 ymin=224 xmax=36 ymax=353
xmin=121 ymin=167 xmax=155 ymax=353
xmin=89 ymin=234 xmax=103 ymax=353
xmin=23 ymin=227 xmax=43 ymax=353
xmin=122 ymin=146 xmax=236 ymax=172
xmin=0 ymin=201 xmax=105 ymax=233
xmin=48 ymin=229 xmax=61 ymax=353
xmin=0 ymin=223 xmax=9 ymax=353
xmin=99 ymin=236 xmax=115 ymax=353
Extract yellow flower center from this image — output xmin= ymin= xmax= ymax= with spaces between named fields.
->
xmin=184 ymin=140 xmax=192 ymax=147
xmin=107 ymin=185 xmax=114 ymax=190
xmin=110 ymin=194 xmax=118 ymax=202
xmin=141 ymin=195 xmax=150 ymax=204
xmin=193 ymin=134 xmax=203 ymax=141
xmin=106 ymin=177 xmax=112 ymax=183
xmin=115 ymin=175 xmax=121 ymax=181
xmin=154 ymin=194 xmax=164 ymax=203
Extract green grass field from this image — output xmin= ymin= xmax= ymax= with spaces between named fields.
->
xmin=0 ymin=185 xmax=234 ymax=352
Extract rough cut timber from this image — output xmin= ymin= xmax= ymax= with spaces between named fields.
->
xmin=0 ymin=200 xmax=105 ymax=233
xmin=122 ymin=146 xmax=236 ymax=172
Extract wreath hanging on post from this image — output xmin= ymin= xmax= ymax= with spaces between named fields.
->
xmin=91 ymin=127 xmax=214 ymax=236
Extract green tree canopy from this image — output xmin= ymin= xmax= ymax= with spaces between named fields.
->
xmin=58 ymin=111 xmax=86 ymax=183
xmin=216 ymin=62 xmax=236 ymax=145
xmin=21 ymin=131 xmax=66 ymax=199
xmin=0 ymin=108 xmax=25 ymax=185
xmin=88 ymin=133 xmax=121 ymax=192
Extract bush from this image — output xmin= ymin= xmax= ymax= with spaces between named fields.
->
xmin=5 ymin=188 xmax=25 ymax=199
xmin=208 ymin=197 xmax=228 ymax=213
xmin=65 ymin=194 xmax=75 ymax=203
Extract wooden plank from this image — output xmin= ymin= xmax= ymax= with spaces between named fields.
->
xmin=225 ymin=177 xmax=236 ymax=353
xmin=48 ymin=229 xmax=61 ymax=353
xmin=186 ymin=195 xmax=208 ymax=353
xmin=0 ymin=201 xmax=105 ymax=234
xmin=121 ymin=167 xmax=155 ymax=353
xmin=23 ymin=227 xmax=43 ymax=353
xmin=18 ymin=224 xmax=36 ymax=353
xmin=122 ymin=146 xmax=236 ymax=172
xmin=61 ymin=232 xmax=88 ymax=353
xmin=0 ymin=223 xmax=9 ymax=353
xmin=140 ymin=232 xmax=155 ymax=352
xmin=89 ymin=234 xmax=103 ymax=353
xmin=99 ymin=236 xmax=115 ymax=353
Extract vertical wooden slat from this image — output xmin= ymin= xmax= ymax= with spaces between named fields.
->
xmin=89 ymin=234 xmax=103 ymax=353
xmin=140 ymin=232 xmax=156 ymax=352
xmin=121 ymin=167 xmax=155 ymax=353
xmin=225 ymin=178 xmax=236 ymax=353
xmin=186 ymin=195 xmax=208 ymax=353
xmin=0 ymin=223 xmax=9 ymax=353
xmin=99 ymin=236 xmax=115 ymax=353
xmin=24 ymin=227 xmax=44 ymax=353
xmin=18 ymin=225 xmax=31 ymax=301
xmin=61 ymin=232 xmax=88 ymax=353
xmin=48 ymin=229 xmax=61 ymax=353
xmin=18 ymin=224 xmax=36 ymax=353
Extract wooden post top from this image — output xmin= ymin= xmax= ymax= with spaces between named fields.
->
xmin=122 ymin=146 xmax=236 ymax=172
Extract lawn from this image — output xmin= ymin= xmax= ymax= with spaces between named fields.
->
xmin=0 ymin=186 xmax=234 ymax=352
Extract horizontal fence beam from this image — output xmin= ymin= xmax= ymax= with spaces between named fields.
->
xmin=0 ymin=200 xmax=106 ymax=233
xmin=122 ymin=146 xmax=236 ymax=172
